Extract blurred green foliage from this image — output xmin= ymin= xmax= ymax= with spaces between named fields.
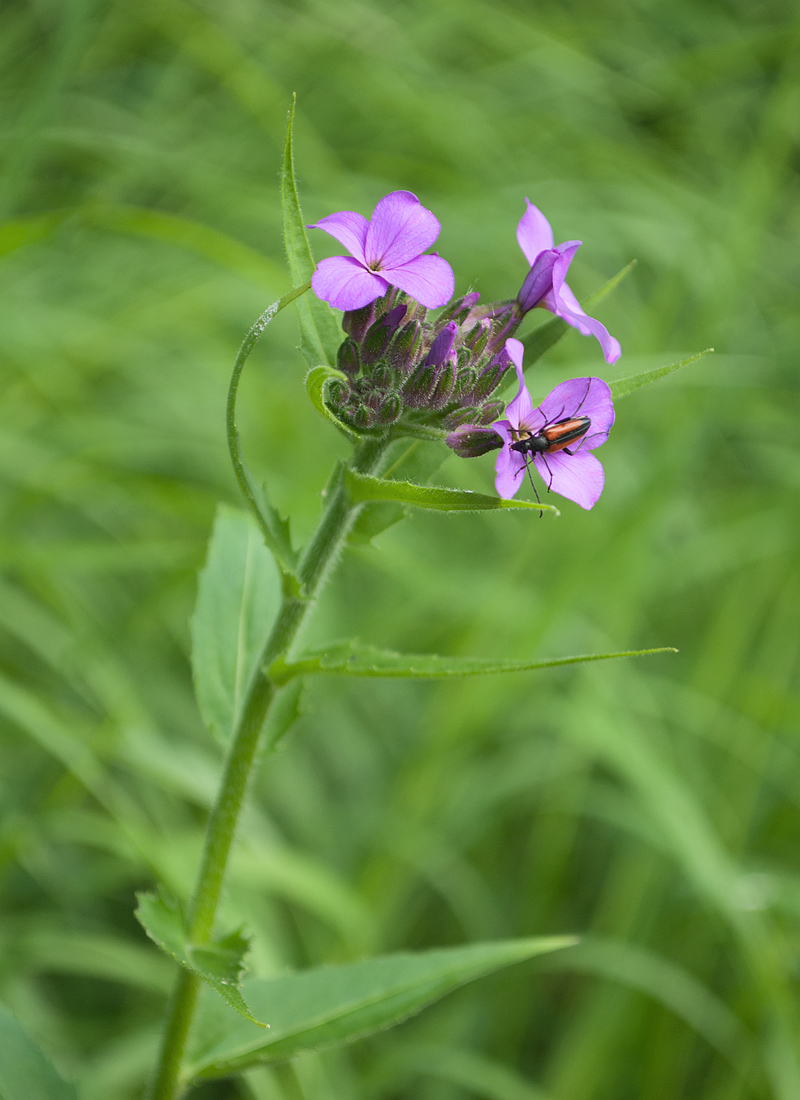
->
xmin=1 ymin=0 xmax=799 ymax=1098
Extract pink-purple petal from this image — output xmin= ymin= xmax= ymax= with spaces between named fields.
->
xmin=536 ymin=376 xmax=615 ymax=447
xmin=502 ymin=339 xmax=540 ymax=432
xmin=383 ymin=253 xmax=455 ymax=308
xmin=534 ymin=449 xmax=605 ymax=509
xmin=494 ymin=434 xmax=528 ymax=499
xmin=553 ymin=291 xmax=622 ymax=365
xmin=307 ymin=210 xmax=369 ymax=265
xmin=516 ymin=198 xmax=555 ymax=265
xmin=365 ymin=190 xmax=441 ymax=270
xmin=311 ymin=256 xmax=389 ymax=312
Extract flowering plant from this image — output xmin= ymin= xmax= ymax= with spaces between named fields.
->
xmin=130 ymin=103 xmax=697 ymax=1100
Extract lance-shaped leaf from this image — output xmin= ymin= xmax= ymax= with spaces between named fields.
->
xmin=282 ymin=96 xmax=341 ymax=366
xmin=191 ymin=505 xmax=281 ymax=744
xmin=350 ymin=439 xmax=449 ymax=544
xmin=610 ymin=349 xmax=714 ymax=399
xmin=0 ymin=1001 xmax=79 ymax=1100
xmin=270 ymin=641 xmax=677 ymax=685
xmin=345 ymin=469 xmax=559 ymax=515
xmin=522 ymin=261 xmax=636 ymax=367
xmin=305 ymin=365 xmax=356 ymax=436
xmin=135 ymin=890 xmax=265 ymax=1027
xmin=186 ymin=936 xmax=574 ymax=1081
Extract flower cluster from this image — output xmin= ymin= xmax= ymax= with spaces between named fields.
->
xmin=309 ymin=190 xmax=619 ymax=507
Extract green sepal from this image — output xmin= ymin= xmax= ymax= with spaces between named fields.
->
xmin=345 ymin=469 xmax=559 ymax=514
xmin=305 ymin=365 xmax=357 ymax=436
xmin=281 ymin=96 xmax=341 ymax=366
xmin=135 ymin=889 xmax=266 ymax=1028
xmin=185 ymin=936 xmax=575 ymax=1081
xmin=270 ymin=641 xmax=678 ymax=685
xmin=610 ymin=349 xmax=714 ymax=399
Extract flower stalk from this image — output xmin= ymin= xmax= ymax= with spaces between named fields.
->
xmin=146 ymin=356 xmax=388 ymax=1100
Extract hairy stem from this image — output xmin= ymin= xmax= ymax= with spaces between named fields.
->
xmin=146 ymin=435 xmax=387 ymax=1100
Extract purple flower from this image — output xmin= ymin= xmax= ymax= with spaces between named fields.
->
xmin=516 ymin=198 xmax=621 ymax=365
xmin=493 ymin=339 xmax=614 ymax=510
xmin=308 ymin=191 xmax=455 ymax=312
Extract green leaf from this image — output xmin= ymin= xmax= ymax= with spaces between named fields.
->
xmin=305 ymin=365 xmax=356 ymax=436
xmin=521 ymin=261 xmax=636 ymax=367
xmin=345 ymin=469 xmax=559 ymax=515
xmin=261 ymin=678 xmax=305 ymax=753
xmin=610 ymin=349 xmax=714 ymax=399
xmin=135 ymin=890 xmax=265 ymax=1027
xmin=191 ymin=505 xmax=282 ymax=744
xmin=0 ymin=1000 xmax=78 ymax=1100
xmin=281 ymin=96 xmax=342 ymax=366
xmin=186 ymin=936 xmax=575 ymax=1080
xmin=270 ymin=641 xmax=677 ymax=685
xmin=349 ymin=439 xmax=449 ymax=544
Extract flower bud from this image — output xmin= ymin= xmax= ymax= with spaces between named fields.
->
xmin=446 ymin=424 xmax=504 ymax=458
xmin=342 ymin=303 xmax=375 ymax=343
xmin=430 ymin=362 xmax=456 ymax=407
xmin=361 ymin=304 xmax=408 ymax=366
xmin=375 ymin=393 xmax=402 ymax=425
xmin=387 ymin=321 xmax=421 ymax=372
xmin=437 ymin=291 xmax=481 ymax=326
xmin=424 ymin=321 xmax=458 ymax=368
xmin=471 ymin=363 xmax=504 ymax=401
xmin=326 ymin=378 xmax=350 ymax=409
xmin=370 ymin=364 xmax=395 ymax=391
xmin=475 ymin=400 xmax=504 ymax=424
xmin=401 ymin=364 xmax=436 ymax=407
xmin=336 ymin=338 xmax=361 ymax=377
xmin=352 ymin=404 xmax=374 ymax=429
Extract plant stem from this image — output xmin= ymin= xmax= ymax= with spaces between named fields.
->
xmin=146 ymin=435 xmax=387 ymax=1100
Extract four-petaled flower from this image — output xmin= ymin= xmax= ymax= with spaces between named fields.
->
xmin=308 ymin=190 xmax=455 ymax=312
xmin=516 ymin=198 xmax=621 ymax=365
xmin=494 ymin=339 xmax=614 ymax=510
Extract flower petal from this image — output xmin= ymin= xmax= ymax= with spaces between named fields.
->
xmin=533 ymin=449 xmax=605 ymax=509
xmin=307 ymin=210 xmax=369 ymax=264
xmin=516 ymin=198 xmax=555 ymax=265
xmin=552 ymin=282 xmax=621 ymax=365
xmin=493 ymin=422 xmax=529 ymax=500
xmin=311 ymin=256 xmax=389 ymax=312
xmin=517 ymin=249 xmax=559 ymax=313
xmin=365 ymin=191 xmax=441 ymax=269
xmin=536 ymin=376 xmax=615 ymax=449
xmin=503 ymin=338 xmax=541 ymax=432
xmin=383 ymin=253 xmax=455 ymax=308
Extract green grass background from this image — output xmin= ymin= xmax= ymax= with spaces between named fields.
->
xmin=1 ymin=1 xmax=799 ymax=1098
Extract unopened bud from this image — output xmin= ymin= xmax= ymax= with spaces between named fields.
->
xmin=336 ymin=338 xmax=361 ymax=376
xmin=401 ymin=364 xmax=436 ymax=407
xmin=342 ymin=303 xmax=375 ymax=343
xmin=475 ymin=400 xmax=504 ymax=424
xmin=446 ymin=424 xmax=504 ymax=458
xmin=437 ymin=291 xmax=481 ymax=326
xmin=424 ymin=321 xmax=458 ymax=368
xmin=388 ymin=321 xmax=421 ymax=371
xmin=326 ymin=378 xmax=350 ymax=409
xmin=430 ymin=362 xmax=456 ymax=407
xmin=376 ymin=393 xmax=402 ymax=425
xmin=352 ymin=404 xmax=374 ymax=429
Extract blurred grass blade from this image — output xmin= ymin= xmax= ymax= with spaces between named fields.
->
xmin=345 ymin=469 xmax=559 ymax=514
xmin=305 ymin=365 xmax=356 ymax=435
xmin=186 ymin=937 xmax=575 ymax=1080
xmin=261 ymin=678 xmax=304 ymax=753
xmin=191 ymin=505 xmax=281 ymax=745
xmin=584 ymin=259 xmax=637 ymax=309
xmin=380 ymin=1043 xmax=554 ymax=1100
xmin=0 ymin=212 xmax=66 ymax=258
xmin=135 ymin=890 xmax=265 ymax=1027
xmin=0 ymin=1001 xmax=78 ymax=1100
xmin=85 ymin=205 xmax=283 ymax=290
xmin=270 ymin=642 xmax=677 ymax=683
xmin=282 ymin=95 xmax=342 ymax=365
xmin=610 ymin=349 xmax=713 ymax=399
xmin=540 ymin=938 xmax=747 ymax=1061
